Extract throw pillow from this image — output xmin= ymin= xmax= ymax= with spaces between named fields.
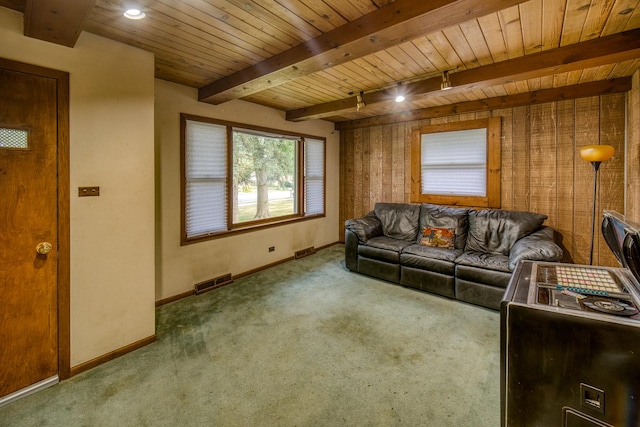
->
xmin=418 ymin=203 xmax=469 ymax=249
xmin=419 ymin=227 xmax=455 ymax=249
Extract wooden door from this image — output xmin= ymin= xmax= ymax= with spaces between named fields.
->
xmin=0 ymin=66 xmax=59 ymax=398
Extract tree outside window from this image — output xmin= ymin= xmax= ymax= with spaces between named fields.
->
xmin=232 ymin=131 xmax=297 ymax=223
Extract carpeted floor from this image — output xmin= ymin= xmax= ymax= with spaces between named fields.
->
xmin=0 ymin=244 xmax=501 ymax=426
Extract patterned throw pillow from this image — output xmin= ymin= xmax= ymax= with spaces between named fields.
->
xmin=419 ymin=227 xmax=455 ymax=249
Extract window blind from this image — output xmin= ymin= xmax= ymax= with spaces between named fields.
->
xmin=421 ymin=128 xmax=486 ymax=196
xmin=185 ymin=120 xmax=227 ymax=237
xmin=304 ymin=138 xmax=324 ymax=215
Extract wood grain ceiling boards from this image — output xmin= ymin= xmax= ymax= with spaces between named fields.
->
xmin=1 ymin=0 xmax=639 ymax=123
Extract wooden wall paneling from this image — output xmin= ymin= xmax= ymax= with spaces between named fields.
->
xmin=338 ymin=91 xmax=629 ymax=265
xmin=353 ymin=128 xmax=364 ymax=218
xmin=529 ymin=103 xmax=558 ymax=227
xmin=573 ymin=96 xmax=601 ymax=265
xmin=382 ymin=125 xmax=393 ymax=202
xmin=369 ymin=126 xmax=383 ymax=211
xmin=479 ymin=111 xmax=494 ymax=120
xmin=342 ymin=129 xmax=355 ymax=229
xmin=511 ymin=106 xmax=531 ymax=211
xmin=410 ymin=126 xmax=421 ymax=203
xmin=391 ymin=123 xmax=406 ymax=203
xmin=339 ymin=128 xmax=346 ymax=241
xmin=496 ymin=108 xmax=514 ymax=210
xmin=629 ymin=71 xmax=640 ymax=222
xmin=361 ymin=128 xmax=371 ymax=215
xmin=429 ymin=116 xmax=449 ymax=125
xmin=404 ymin=123 xmax=412 ymax=202
xmin=556 ymin=99 xmax=576 ymax=262
xmin=598 ymin=93 xmax=627 ymax=267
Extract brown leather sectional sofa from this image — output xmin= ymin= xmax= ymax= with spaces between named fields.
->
xmin=344 ymin=203 xmax=563 ymax=310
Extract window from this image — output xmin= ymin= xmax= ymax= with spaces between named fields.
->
xmin=181 ymin=114 xmax=325 ymax=243
xmin=410 ymin=117 xmax=501 ymax=208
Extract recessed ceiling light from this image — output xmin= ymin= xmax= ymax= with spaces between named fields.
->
xmin=395 ymin=94 xmax=405 ymax=103
xmin=124 ymin=8 xmax=146 ymax=20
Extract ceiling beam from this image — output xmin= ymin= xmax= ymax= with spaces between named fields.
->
xmin=334 ymin=77 xmax=632 ymax=131
xmin=24 ymin=0 xmax=95 ymax=47
xmin=287 ymin=28 xmax=640 ymax=122
xmin=198 ymin=0 xmax=530 ymax=105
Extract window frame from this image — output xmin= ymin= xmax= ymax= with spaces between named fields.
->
xmin=180 ymin=113 xmax=326 ymax=245
xmin=410 ymin=117 xmax=501 ymax=208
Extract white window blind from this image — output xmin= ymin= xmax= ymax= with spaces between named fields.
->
xmin=304 ymin=138 xmax=324 ymax=215
xmin=185 ymin=120 xmax=227 ymax=237
xmin=421 ymin=128 xmax=487 ymax=197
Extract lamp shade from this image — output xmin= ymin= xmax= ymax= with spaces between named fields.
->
xmin=580 ymin=145 xmax=615 ymax=163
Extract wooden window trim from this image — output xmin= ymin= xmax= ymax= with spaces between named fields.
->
xmin=180 ymin=113 xmax=326 ymax=245
xmin=410 ymin=117 xmax=501 ymax=208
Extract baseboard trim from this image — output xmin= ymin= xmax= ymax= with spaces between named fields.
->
xmin=156 ymin=290 xmax=194 ymax=307
xmin=233 ymin=256 xmax=295 ymax=279
xmin=155 ymin=241 xmax=342 ymax=305
xmin=70 ymin=334 xmax=156 ymax=377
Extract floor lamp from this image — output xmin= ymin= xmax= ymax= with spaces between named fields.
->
xmin=579 ymin=144 xmax=615 ymax=265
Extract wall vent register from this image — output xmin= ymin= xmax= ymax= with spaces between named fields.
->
xmin=0 ymin=128 xmax=28 ymax=149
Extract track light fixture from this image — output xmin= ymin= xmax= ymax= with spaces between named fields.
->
xmin=356 ymin=91 xmax=366 ymax=111
xmin=441 ymin=70 xmax=452 ymax=90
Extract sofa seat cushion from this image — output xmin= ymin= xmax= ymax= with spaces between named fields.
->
xmin=400 ymin=244 xmax=460 ymax=276
xmin=455 ymin=251 xmax=511 ymax=273
xmin=358 ymin=236 xmax=413 ymax=263
xmin=455 ymin=264 xmax=512 ymax=289
xmin=401 ymin=254 xmax=456 ymax=276
xmin=374 ymin=203 xmax=420 ymax=242
xmin=465 ymin=209 xmax=547 ymax=255
xmin=402 ymin=243 xmax=461 ymax=262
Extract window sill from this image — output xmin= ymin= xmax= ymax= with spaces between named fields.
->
xmin=181 ymin=213 xmax=325 ymax=246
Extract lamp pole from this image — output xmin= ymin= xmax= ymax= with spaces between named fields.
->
xmin=587 ymin=161 xmax=602 ymax=266
xmin=580 ymin=145 xmax=614 ymax=266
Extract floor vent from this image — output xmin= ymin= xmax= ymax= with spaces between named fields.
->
xmin=194 ymin=273 xmax=233 ymax=295
xmin=294 ymin=246 xmax=316 ymax=259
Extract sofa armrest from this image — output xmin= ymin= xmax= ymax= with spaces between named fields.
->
xmin=508 ymin=227 xmax=563 ymax=270
xmin=344 ymin=214 xmax=382 ymax=244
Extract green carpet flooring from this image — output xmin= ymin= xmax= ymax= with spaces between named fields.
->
xmin=0 ymin=244 xmax=500 ymax=426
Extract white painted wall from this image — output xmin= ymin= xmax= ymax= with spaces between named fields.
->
xmin=0 ymin=7 xmax=156 ymax=366
xmin=155 ymin=79 xmax=340 ymax=301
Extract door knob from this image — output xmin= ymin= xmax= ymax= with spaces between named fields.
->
xmin=36 ymin=242 xmax=53 ymax=255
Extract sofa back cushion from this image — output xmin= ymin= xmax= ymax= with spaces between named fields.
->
xmin=374 ymin=203 xmax=420 ymax=242
xmin=418 ymin=204 xmax=470 ymax=250
xmin=465 ymin=209 xmax=547 ymax=255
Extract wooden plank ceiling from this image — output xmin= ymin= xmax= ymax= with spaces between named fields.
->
xmin=2 ymin=0 xmax=639 ymax=124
